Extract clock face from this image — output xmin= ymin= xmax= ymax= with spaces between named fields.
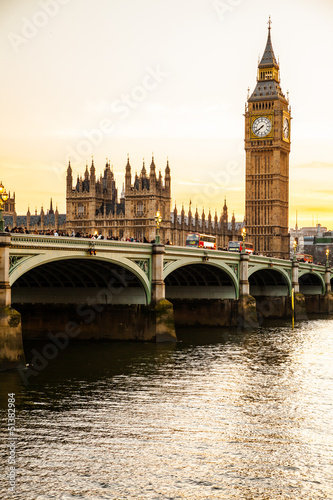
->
xmin=283 ymin=117 xmax=289 ymax=139
xmin=252 ymin=116 xmax=272 ymax=137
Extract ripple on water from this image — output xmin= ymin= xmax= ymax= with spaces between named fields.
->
xmin=1 ymin=319 xmax=333 ymax=499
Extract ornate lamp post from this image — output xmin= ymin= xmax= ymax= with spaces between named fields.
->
xmin=241 ymin=227 xmax=246 ymax=253
xmin=326 ymin=248 xmax=330 ymax=267
xmin=293 ymin=239 xmax=297 ymax=261
xmin=155 ymin=211 xmax=162 ymax=244
xmin=0 ymin=181 xmax=9 ymax=232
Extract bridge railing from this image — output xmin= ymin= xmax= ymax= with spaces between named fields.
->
xmin=9 ymin=233 xmax=153 ymax=252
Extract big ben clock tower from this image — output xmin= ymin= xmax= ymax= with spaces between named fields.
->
xmin=245 ymin=19 xmax=291 ymax=258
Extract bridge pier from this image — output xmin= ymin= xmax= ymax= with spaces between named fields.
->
xmin=238 ymin=253 xmax=258 ymax=327
xmin=0 ymin=233 xmax=26 ymax=371
xmin=325 ymin=264 xmax=331 ymax=294
xmin=292 ymin=260 xmax=300 ymax=293
xmin=239 ymin=252 xmax=250 ymax=296
xmin=151 ymin=243 xmax=177 ymax=342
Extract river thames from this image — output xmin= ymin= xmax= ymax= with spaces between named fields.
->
xmin=1 ymin=318 xmax=333 ymax=499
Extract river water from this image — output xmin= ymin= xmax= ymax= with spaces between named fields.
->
xmin=1 ymin=318 xmax=333 ymax=499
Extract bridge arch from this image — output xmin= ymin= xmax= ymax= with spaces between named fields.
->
xmin=10 ymin=253 xmax=150 ymax=305
xmin=298 ymin=270 xmax=325 ymax=295
xmin=164 ymin=259 xmax=238 ymax=299
xmin=248 ymin=265 xmax=291 ymax=297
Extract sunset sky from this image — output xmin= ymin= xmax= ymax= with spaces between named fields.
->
xmin=1 ymin=0 xmax=333 ymax=227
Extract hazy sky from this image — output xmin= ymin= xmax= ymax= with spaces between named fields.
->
xmin=1 ymin=0 xmax=333 ymax=227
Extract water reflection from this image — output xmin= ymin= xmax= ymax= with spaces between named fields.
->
xmin=1 ymin=319 xmax=333 ymax=499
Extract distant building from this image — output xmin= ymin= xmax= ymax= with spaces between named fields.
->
xmin=289 ymin=223 xmax=333 ymax=265
xmin=4 ymin=200 xmax=66 ymax=233
xmin=3 ymin=191 xmax=16 ymax=216
xmin=289 ymin=224 xmax=327 ymax=254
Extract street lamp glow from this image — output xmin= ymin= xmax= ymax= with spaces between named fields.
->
xmin=155 ymin=211 xmax=162 ymax=229
xmin=0 ymin=182 xmax=8 ymax=232
xmin=292 ymin=239 xmax=298 ymax=262
xmin=241 ymin=227 xmax=247 ymax=253
xmin=155 ymin=211 xmax=162 ymax=244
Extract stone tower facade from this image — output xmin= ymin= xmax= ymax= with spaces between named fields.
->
xmin=245 ymin=21 xmax=291 ymax=258
xmin=124 ymin=156 xmax=171 ymax=242
xmin=66 ymin=158 xmax=120 ymax=236
xmin=66 ymin=155 xmax=172 ymax=241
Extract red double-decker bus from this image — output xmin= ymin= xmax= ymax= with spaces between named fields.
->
xmin=296 ymin=254 xmax=313 ymax=263
xmin=185 ymin=233 xmax=217 ymax=250
xmin=228 ymin=241 xmax=254 ymax=254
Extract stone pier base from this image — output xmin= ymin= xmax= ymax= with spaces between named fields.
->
xmin=13 ymin=302 xmax=177 ymax=343
xmin=0 ymin=307 xmax=26 ymax=371
xmin=154 ymin=299 xmax=177 ymax=343
xmin=237 ymin=295 xmax=259 ymax=328
xmin=303 ymin=292 xmax=333 ymax=316
xmin=168 ymin=298 xmax=259 ymax=328
xmin=294 ymin=293 xmax=308 ymax=320
xmin=326 ymin=292 xmax=333 ymax=314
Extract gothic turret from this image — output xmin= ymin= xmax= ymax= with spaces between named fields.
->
xmin=150 ymin=154 xmax=156 ymax=189
xmin=125 ymin=155 xmax=131 ymax=191
xmin=174 ymin=203 xmax=178 ymax=219
xmin=90 ymin=157 xmax=96 ymax=190
xmin=27 ymin=206 xmax=31 ymax=230
xmin=49 ymin=198 xmax=54 ymax=215
xmin=188 ymin=200 xmax=192 ymax=228
xmin=208 ymin=209 xmax=212 ymax=232
xmin=40 ymin=206 xmax=45 ymax=229
xmin=66 ymin=159 xmax=73 ymax=194
xmin=222 ymin=197 xmax=228 ymax=224
xmin=165 ymin=158 xmax=171 ymax=192
xmin=55 ymin=205 xmax=59 ymax=229
xmin=140 ymin=160 xmax=149 ymax=190
xmin=181 ymin=203 xmax=185 ymax=223
xmin=201 ymin=208 xmax=206 ymax=231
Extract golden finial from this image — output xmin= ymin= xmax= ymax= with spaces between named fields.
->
xmin=268 ymin=16 xmax=272 ymax=30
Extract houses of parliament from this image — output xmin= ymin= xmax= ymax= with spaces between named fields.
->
xmin=3 ymin=22 xmax=290 ymax=257
xmin=3 ymin=155 xmax=242 ymax=248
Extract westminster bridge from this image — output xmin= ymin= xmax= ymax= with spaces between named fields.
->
xmin=1 ymin=233 xmax=333 ymax=369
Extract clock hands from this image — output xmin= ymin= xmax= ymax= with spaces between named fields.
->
xmin=255 ymin=124 xmax=265 ymax=132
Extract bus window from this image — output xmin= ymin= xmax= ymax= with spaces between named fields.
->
xmin=185 ymin=233 xmax=200 ymax=247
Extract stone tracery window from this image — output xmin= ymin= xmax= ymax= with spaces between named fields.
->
xmin=137 ymin=202 xmax=143 ymax=216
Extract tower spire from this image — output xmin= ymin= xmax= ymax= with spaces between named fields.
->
xmin=259 ymin=17 xmax=278 ymax=70
xmin=249 ymin=19 xmax=286 ymax=102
